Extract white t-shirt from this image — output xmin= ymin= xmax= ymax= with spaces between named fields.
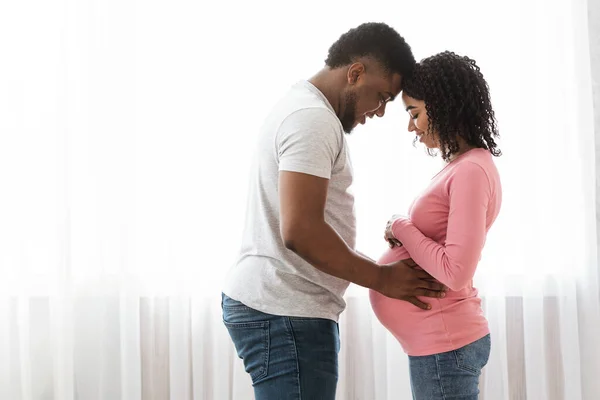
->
xmin=222 ymin=80 xmax=356 ymax=322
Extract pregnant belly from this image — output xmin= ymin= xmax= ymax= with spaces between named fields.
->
xmin=378 ymin=245 xmax=411 ymax=265
xmin=370 ymin=247 xmax=433 ymax=348
xmin=370 ymin=247 xmax=486 ymax=354
xmin=369 ymin=288 xmax=440 ymax=352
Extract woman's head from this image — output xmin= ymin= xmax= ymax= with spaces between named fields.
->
xmin=401 ymin=51 xmax=501 ymax=161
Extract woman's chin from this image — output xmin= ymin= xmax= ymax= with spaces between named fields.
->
xmin=422 ymin=141 xmax=438 ymax=149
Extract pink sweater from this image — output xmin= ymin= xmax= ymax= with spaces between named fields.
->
xmin=369 ymin=148 xmax=502 ymax=356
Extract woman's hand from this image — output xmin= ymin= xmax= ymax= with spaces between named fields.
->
xmin=384 ymin=214 xmax=408 ymax=248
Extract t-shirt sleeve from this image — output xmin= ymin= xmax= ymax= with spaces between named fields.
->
xmin=277 ymin=108 xmax=342 ymax=179
xmin=391 ymin=161 xmax=492 ymax=291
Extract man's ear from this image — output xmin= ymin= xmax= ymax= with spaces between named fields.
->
xmin=346 ymin=62 xmax=365 ymax=85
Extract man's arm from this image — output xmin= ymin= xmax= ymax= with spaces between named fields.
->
xmin=279 ymin=171 xmax=446 ymax=308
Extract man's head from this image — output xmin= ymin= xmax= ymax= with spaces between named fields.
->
xmin=325 ymin=22 xmax=415 ymax=133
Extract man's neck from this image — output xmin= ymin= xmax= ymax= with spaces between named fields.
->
xmin=308 ymin=68 xmax=344 ymax=115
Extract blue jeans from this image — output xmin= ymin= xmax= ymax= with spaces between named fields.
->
xmin=221 ymin=294 xmax=340 ymax=400
xmin=409 ymin=334 xmax=491 ymax=400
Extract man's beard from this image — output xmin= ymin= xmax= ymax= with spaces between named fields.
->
xmin=339 ymin=90 xmax=358 ymax=134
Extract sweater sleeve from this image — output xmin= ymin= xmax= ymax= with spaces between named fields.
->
xmin=391 ymin=162 xmax=491 ymax=291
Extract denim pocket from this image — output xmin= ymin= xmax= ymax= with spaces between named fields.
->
xmin=454 ymin=334 xmax=491 ymax=374
xmin=221 ymin=294 xmax=251 ymax=311
xmin=223 ymin=320 xmax=270 ymax=384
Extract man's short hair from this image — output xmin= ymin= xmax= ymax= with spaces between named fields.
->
xmin=325 ymin=22 xmax=415 ymax=77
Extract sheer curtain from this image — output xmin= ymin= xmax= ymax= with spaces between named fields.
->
xmin=0 ymin=0 xmax=598 ymax=399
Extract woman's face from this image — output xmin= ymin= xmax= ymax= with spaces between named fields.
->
xmin=401 ymin=92 xmax=439 ymax=149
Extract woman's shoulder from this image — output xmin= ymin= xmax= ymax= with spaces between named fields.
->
xmin=450 ymin=149 xmax=501 ymax=198
xmin=455 ymin=148 xmax=498 ymax=173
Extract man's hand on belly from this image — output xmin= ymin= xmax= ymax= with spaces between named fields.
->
xmin=375 ymin=259 xmax=447 ymax=310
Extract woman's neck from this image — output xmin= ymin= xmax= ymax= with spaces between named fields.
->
xmin=446 ymin=140 xmax=475 ymax=163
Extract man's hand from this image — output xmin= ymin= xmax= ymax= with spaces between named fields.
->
xmin=384 ymin=214 xmax=406 ymax=248
xmin=376 ymin=258 xmax=446 ymax=310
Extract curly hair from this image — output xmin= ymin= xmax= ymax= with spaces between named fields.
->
xmin=402 ymin=51 xmax=501 ymax=161
xmin=325 ymin=22 xmax=415 ymax=77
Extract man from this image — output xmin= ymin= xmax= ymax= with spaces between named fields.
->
xmin=222 ymin=22 xmax=446 ymax=399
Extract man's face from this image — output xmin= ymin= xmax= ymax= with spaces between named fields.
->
xmin=339 ymin=60 xmax=403 ymax=134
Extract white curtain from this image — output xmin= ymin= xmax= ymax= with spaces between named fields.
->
xmin=0 ymin=0 xmax=598 ymax=399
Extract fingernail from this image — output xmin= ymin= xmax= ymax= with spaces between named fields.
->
xmin=427 ymin=305 xmax=431 ymax=310
xmin=440 ymin=292 xmax=446 ymax=298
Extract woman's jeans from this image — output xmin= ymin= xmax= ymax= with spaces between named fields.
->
xmin=409 ymin=334 xmax=491 ymax=400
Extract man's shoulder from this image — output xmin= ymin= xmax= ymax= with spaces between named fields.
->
xmin=259 ymin=82 xmax=344 ymax=153
xmin=273 ymin=105 xmax=342 ymax=146
xmin=273 ymin=82 xmax=339 ymax=125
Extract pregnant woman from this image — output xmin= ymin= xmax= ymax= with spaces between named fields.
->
xmin=370 ymin=51 xmax=502 ymax=400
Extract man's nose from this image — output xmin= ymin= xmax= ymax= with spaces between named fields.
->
xmin=375 ymin=102 xmax=387 ymax=118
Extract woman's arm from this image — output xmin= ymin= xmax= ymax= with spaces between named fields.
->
xmin=391 ymin=162 xmax=492 ymax=291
